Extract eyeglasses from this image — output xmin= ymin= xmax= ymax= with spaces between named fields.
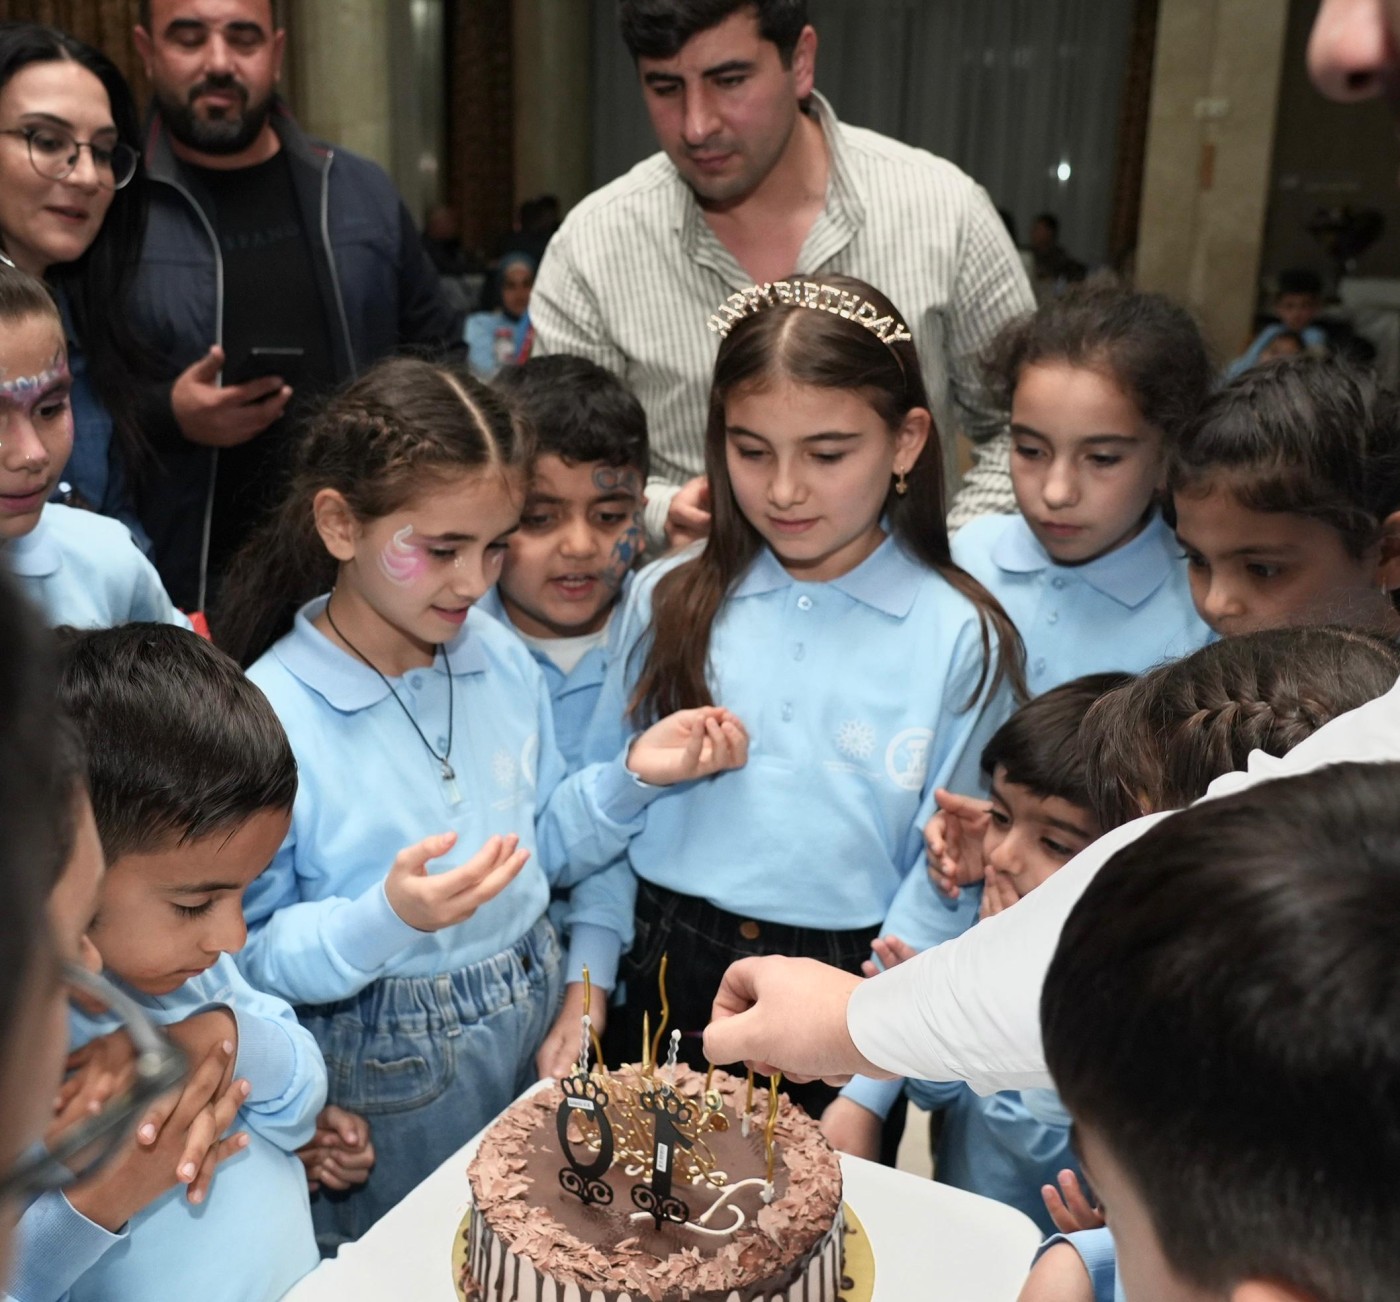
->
xmin=0 ymin=964 xmax=187 ymax=1201
xmin=0 ymin=125 xmax=140 ymax=192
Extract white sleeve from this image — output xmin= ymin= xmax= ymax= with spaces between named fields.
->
xmin=844 ymin=674 xmax=1400 ymax=1096
xmin=846 ymin=813 xmax=1174 ymax=1095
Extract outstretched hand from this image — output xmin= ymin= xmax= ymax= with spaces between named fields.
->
xmin=702 ymin=956 xmax=889 ymax=1085
xmin=385 ymin=832 xmax=530 ymax=933
xmin=626 ymin=707 xmax=748 ymax=787
xmin=1042 ymin=1168 xmax=1105 ymax=1234
xmin=925 ymin=788 xmax=992 ymax=899
xmin=860 ymin=934 xmax=918 ymax=978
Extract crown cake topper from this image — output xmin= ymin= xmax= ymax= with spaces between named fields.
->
xmin=707 ymin=278 xmax=914 ymax=345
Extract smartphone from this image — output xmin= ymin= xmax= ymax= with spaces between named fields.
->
xmin=226 ymin=346 xmax=305 ymax=388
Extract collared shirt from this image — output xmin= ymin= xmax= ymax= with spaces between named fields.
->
xmin=4 ymin=504 xmax=187 ymax=629
xmin=11 ymin=955 xmax=324 ymax=1302
xmin=847 ymin=671 xmax=1400 ymax=1094
xmin=952 ymin=512 xmax=1214 ymax=692
xmin=475 ymin=585 xmax=631 ymax=988
xmin=240 ymin=598 xmax=653 ymax=1003
xmin=532 ymin=92 xmax=1033 ymax=541
xmin=583 ymin=536 xmax=1016 ymax=937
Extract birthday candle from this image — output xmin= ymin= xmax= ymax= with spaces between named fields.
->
xmin=762 ymin=1072 xmax=782 ymax=1203
xmin=743 ymin=1068 xmax=755 ymax=1137
xmin=649 ymin=954 xmax=671 ymax=1075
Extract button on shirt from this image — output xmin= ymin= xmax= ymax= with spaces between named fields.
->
xmin=952 ymin=512 xmax=1214 ymax=692
xmin=5 ymin=504 xmax=188 ymax=629
xmin=532 ymin=91 xmax=1034 ymax=540
xmin=240 ymin=599 xmax=657 ymax=1005
xmin=582 ymin=537 xmax=1017 ymax=934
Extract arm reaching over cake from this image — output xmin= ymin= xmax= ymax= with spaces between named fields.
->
xmin=701 ymin=957 xmax=891 ymax=1084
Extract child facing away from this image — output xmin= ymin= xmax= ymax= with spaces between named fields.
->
xmin=1038 ymin=762 xmax=1400 ymax=1302
xmin=0 ymin=266 xmax=185 ymax=629
xmin=484 ymin=354 xmax=649 ymax=1079
xmin=10 ymin=625 xmax=330 ymax=1302
xmin=1170 ymin=355 xmax=1400 ymax=639
xmin=835 ymin=628 xmax=1400 ymax=1244
xmin=823 ymin=673 xmax=1127 ymax=1234
xmin=581 ymin=274 xmax=1025 ymax=1117
xmin=1226 ymin=266 xmax=1328 ymax=376
xmin=952 ymin=285 xmax=1215 ymax=695
xmin=210 ymin=356 xmax=745 ymax=1245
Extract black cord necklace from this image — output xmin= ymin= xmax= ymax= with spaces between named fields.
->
xmin=323 ymin=595 xmax=459 ymax=802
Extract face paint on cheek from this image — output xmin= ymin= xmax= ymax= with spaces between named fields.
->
xmin=378 ymin=525 xmax=429 ymax=586
xmin=602 ymin=507 xmax=645 ymax=591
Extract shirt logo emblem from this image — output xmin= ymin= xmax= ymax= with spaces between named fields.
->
xmin=835 ymin=719 xmax=877 ymax=761
xmin=885 ymin=727 xmax=934 ymax=791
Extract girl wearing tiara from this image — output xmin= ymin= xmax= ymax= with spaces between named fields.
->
xmin=584 ymin=273 xmax=1024 ymax=1114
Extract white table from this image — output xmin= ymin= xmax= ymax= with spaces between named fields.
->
xmin=286 ymin=1096 xmax=1042 ymax=1301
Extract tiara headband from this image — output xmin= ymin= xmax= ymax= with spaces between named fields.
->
xmin=706 ymin=279 xmax=914 ymax=347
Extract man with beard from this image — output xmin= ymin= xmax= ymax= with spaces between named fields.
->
xmin=127 ymin=0 xmax=457 ymax=611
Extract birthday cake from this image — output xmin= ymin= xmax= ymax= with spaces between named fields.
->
xmin=463 ymin=1063 xmax=845 ymax=1302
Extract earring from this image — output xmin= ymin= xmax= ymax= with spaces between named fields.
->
xmin=894 ymin=468 xmax=908 ymax=496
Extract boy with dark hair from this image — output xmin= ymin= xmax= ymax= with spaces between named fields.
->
xmin=486 ymin=354 xmax=649 ymax=1079
xmin=487 ymin=354 xmax=649 ymax=767
xmin=8 ymin=624 xmax=331 ymax=1302
xmin=1228 ymin=267 xmax=1328 ymax=375
xmin=1040 ymin=762 xmax=1400 ymax=1302
xmin=823 ymin=673 xmax=1130 ymax=1233
xmin=618 ymin=0 xmax=809 ymax=62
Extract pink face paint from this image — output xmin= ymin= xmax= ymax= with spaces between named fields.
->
xmin=0 ymin=359 xmax=71 ymax=420
xmin=378 ymin=525 xmax=428 ymax=586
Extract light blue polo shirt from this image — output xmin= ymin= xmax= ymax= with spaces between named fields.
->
xmin=4 ymin=504 xmax=187 ymax=629
xmin=476 ymin=582 xmax=619 ymax=770
xmin=10 ymin=955 xmax=325 ymax=1302
xmin=952 ymin=512 xmax=1212 ymax=692
xmin=239 ymin=597 xmax=656 ymax=1006
xmin=581 ymin=536 xmax=1016 ymax=946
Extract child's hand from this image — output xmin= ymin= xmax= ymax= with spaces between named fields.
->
xmin=860 ymin=935 xmax=918 ymax=977
xmin=626 ymin=707 xmax=748 ymax=787
xmin=1042 ymin=1168 xmax=1105 ymax=1234
xmin=385 ymin=831 xmax=531 ymax=933
xmin=925 ymin=788 xmax=992 ymax=898
xmin=819 ymin=1097 xmax=882 ymax=1162
xmin=298 ymin=1106 xmax=376 ymax=1193
xmin=46 ymin=1030 xmax=139 ymax=1146
xmin=164 ymin=1007 xmax=239 ymax=1094
xmin=978 ymin=860 xmax=1021 ymax=920
xmin=66 ymin=1041 xmax=250 ymax=1231
xmin=535 ymin=982 xmax=608 ymax=1081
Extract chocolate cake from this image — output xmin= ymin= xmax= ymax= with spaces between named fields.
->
xmin=463 ymin=1064 xmax=845 ymax=1302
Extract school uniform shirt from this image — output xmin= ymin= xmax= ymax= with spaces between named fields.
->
xmin=8 ymin=955 xmax=325 ymax=1302
xmin=4 ymin=504 xmax=188 ymax=629
xmin=475 ymin=582 xmax=634 ymax=990
xmin=951 ymin=511 xmax=1212 ymax=692
xmin=239 ymin=597 xmax=661 ymax=1007
xmin=845 ymin=671 xmax=1400 ymax=1094
xmin=578 ymin=535 xmax=1017 ymax=977
xmin=903 ymin=1080 xmax=1079 ymax=1237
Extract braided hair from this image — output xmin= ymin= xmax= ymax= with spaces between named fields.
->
xmin=1082 ymin=626 xmax=1400 ymax=830
xmin=212 ymin=357 xmax=531 ymax=666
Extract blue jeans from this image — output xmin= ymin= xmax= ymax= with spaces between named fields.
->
xmin=300 ymin=915 xmax=563 ymax=1253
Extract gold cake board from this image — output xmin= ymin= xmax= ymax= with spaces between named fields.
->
xmin=453 ymin=1202 xmax=875 ymax=1302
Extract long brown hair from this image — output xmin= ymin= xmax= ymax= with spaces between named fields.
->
xmin=629 ymin=274 xmax=1025 ymax=724
xmin=213 ymin=357 xmax=531 ymax=666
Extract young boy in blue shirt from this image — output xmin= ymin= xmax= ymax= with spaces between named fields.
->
xmin=823 ymin=674 xmax=1129 ymax=1234
xmin=1038 ymin=763 xmax=1400 ymax=1302
xmin=486 ymin=355 xmax=649 ymax=1078
xmin=10 ymin=625 xmax=330 ymax=1302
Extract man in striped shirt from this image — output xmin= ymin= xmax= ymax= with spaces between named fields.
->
xmin=532 ymin=0 xmax=1034 ymax=550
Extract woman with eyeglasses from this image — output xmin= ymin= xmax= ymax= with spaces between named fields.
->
xmin=0 ymin=23 xmax=153 ymax=541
